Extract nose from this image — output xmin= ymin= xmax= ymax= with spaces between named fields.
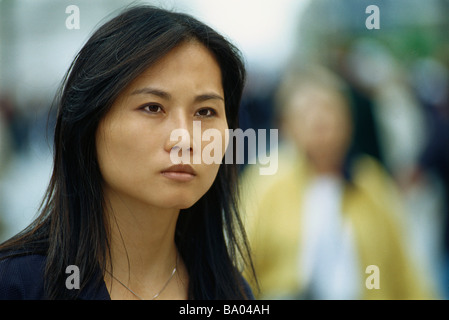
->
xmin=164 ymin=112 xmax=197 ymax=159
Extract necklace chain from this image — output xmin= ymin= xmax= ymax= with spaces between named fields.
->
xmin=107 ymin=252 xmax=179 ymax=300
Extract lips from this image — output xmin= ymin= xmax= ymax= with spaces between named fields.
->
xmin=161 ymin=164 xmax=196 ymax=182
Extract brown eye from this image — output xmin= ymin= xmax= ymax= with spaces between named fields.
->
xmin=142 ymin=104 xmax=163 ymax=114
xmin=195 ymin=108 xmax=216 ymax=117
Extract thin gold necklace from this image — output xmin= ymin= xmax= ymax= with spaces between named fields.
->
xmin=107 ymin=252 xmax=179 ymax=300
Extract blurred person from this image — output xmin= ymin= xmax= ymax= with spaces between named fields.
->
xmin=242 ymin=65 xmax=436 ymax=299
xmin=408 ymin=56 xmax=449 ymax=296
xmin=0 ymin=5 xmax=255 ymax=300
xmin=335 ymin=40 xmax=442 ymax=292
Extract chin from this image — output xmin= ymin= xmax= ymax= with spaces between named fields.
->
xmin=157 ymin=194 xmax=202 ymax=211
xmin=178 ymin=196 xmax=205 ymax=210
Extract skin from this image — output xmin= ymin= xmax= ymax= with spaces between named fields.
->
xmin=95 ymin=40 xmax=228 ymax=299
xmin=283 ymin=84 xmax=353 ymax=175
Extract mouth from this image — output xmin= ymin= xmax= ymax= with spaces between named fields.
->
xmin=161 ymin=164 xmax=196 ymax=182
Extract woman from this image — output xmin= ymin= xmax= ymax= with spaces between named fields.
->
xmin=242 ymin=65 xmax=436 ymax=299
xmin=0 ymin=5 xmax=255 ymax=300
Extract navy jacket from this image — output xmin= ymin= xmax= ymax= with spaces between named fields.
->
xmin=0 ymin=253 xmax=254 ymax=300
xmin=0 ymin=254 xmax=109 ymax=300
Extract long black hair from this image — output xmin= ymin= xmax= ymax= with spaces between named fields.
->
xmin=0 ymin=5 xmax=255 ymax=299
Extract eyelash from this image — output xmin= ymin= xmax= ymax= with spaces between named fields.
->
xmin=195 ymin=108 xmax=217 ymax=118
xmin=141 ymin=104 xmax=163 ymax=114
xmin=140 ymin=104 xmax=217 ymax=118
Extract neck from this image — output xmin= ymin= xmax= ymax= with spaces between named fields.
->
xmin=307 ymin=152 xmax=345 ymax=176
xmin=102 ymin=187 xmax=185 ymax=299
xmin=311 ymin=160 xmax=343 ymax=176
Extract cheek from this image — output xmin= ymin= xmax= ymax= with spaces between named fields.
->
xmin=96 ymin=122 xmax=115 ymax=175
xmin=200 ymin=128 xmax=227 ymax=170
xmin=193 ymin=126 xmax=226 ymax=194
xmin=96 ymin=119 xmax=156 ymax=187
xmin=96 ymin=122 xmax=128 ymax=188
xmin=198 ymin=118 xmax=228 ymax=160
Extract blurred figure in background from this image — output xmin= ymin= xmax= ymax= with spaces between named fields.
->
xmin=290 ymin=0 xmax=449 ymax=297
xmin=242 ymin=64 xmax=437 ymax=299
xmin=408 ymin=53 xmax=449 ymax=297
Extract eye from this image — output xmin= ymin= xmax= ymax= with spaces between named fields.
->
xmin=195 ymin=108 xmax=216 ymax=117
xmin=141 ymin=104 xmax=163 ymax=114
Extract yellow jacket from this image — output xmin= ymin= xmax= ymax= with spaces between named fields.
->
xmin=242 ymin=148 xmax=436 ymax=299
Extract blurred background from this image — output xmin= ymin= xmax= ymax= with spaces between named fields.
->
xmin=0 ymin=0 xmax=448 ymax=299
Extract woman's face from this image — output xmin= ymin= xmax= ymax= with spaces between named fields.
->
xmin=96 ymin=40 xmax=228 ymax=210
xmin=285 ymin=84 xmax=352 ymax=169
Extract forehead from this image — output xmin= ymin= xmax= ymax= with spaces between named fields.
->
xmin=288 ymin=84 xmax=348 ymax=116
xmin=123 ymin=40 xmax=224 ymax=96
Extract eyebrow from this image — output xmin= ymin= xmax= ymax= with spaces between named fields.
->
xmin=130 ymin=87 xmax=224 ymax=103
xmin=131 ymin=87 xmax=172 ymax=100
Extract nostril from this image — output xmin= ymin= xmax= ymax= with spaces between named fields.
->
xmin=171 ymin=145 xmax=192 ymax=152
